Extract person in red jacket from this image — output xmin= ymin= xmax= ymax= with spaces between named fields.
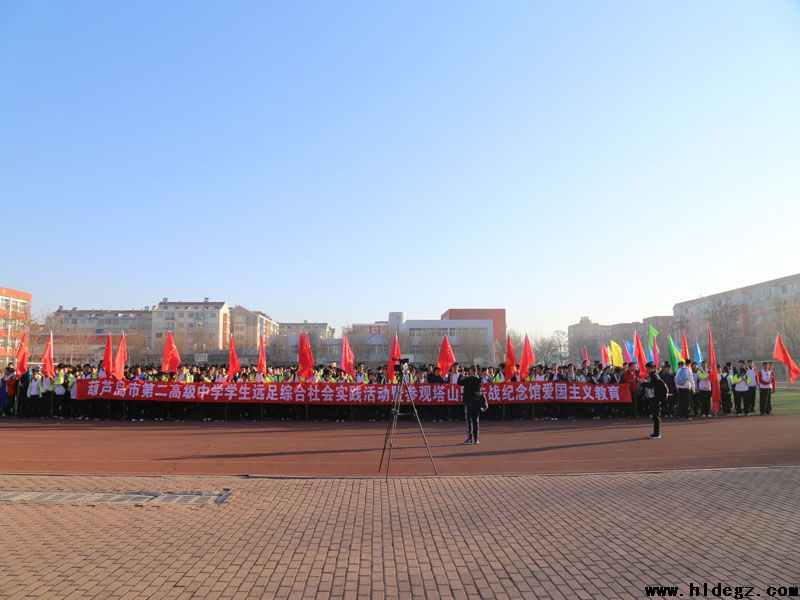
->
xmin=768 ymin=362 xmax=776 ymax=393
xmin=623 ymin=363 xmax=640 ymax=416
xmin=757 ymin=362 xmax=774 ymax=415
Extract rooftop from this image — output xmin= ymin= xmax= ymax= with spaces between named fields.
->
xmin=673 ymin=273 xmax=800 ymax=308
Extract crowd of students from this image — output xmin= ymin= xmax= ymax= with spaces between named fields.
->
xmin=0 ymin=357 xmax=779 ymax=422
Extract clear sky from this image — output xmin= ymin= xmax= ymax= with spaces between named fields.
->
xmin=2 ymin=1 xmax=799 ymax=335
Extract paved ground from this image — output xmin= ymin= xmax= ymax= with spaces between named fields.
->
xmin=0 ymin=467 xmax=798 ymax=599
xmin=2 ymin=417 xmax=798 ymax=599
xmin=0 ymin=415 xmax=798 ymax=476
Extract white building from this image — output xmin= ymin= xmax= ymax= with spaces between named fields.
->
xmin=230 ymin=305 xmax=280 ymax=349
xmin=349 ymin=311 xmax=495 ymax=366
xmin=152 ymin=298 xmax=230 ymax=351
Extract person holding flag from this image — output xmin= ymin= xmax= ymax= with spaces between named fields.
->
xmin=757 ymin=362 xmax=773 ymax=415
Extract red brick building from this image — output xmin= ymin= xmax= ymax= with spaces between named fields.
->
xmin=0 ymin=287 xmax=31 ymax=368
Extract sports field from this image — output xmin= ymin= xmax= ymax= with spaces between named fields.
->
xmin=1 ymin=400 xmax=798 ymax=599
xmin=771 ymin=388 xmax=800 ymax=414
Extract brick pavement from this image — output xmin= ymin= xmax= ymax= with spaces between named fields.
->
xmin=1 ymin=467 xmax=798 ymax=599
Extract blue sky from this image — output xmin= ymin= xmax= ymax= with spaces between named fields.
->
xmin=2 ymin=1 xmax=799 ymax=334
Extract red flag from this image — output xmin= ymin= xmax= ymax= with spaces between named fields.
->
xmin=519 ymin=335 xmax=534 ymax=381
xmin=112 ymin=332 xmax=128 ymax=380
xmin=633 ymin=330 xmax=647 ymax=377
xmin=652 ymin=340 xmax=660 ymax=369
xmin=161 ymin=331 xmax=182 ymax=373
xmin=102 ymin=333 xmax=114 ymax=377
xmin=227 ymin=334 xmax=240 ymax=381
xmin=14 ymin=332 xmax=28 ymax=378
xmin=387 ymin=334 xmax=401 ymax=382
xmin=437 ymin=335 xmax=456 ymax=377
xmin=257 ymin=333 xmax=267 ymax=376
xmin=681 ymin=332 xmax=690 ymax=361
xmin=600 ymin=343 xmax=609 ymax=366
xmin=707 ymin=327 xmax=721 ymax=413
xmin=298 ymin=332 xmax=315 ymax=379
xmin=341 ymin=334 xmax=355 ymax=377
xmin=774 ymin=333 xmax=800 ymax=384
xmin=505 ymin=335 xmax=517 ymax=381
xmin=582 ymin=345 xmax=589 ymax=367
xmin=41 ymin=332 xmax=55 ymax=379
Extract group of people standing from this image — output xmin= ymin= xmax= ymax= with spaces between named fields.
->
xmin=656 ymin=359 xmax=776 ymax=419
xmin=640 ymin=359 xmax=777 ymax=440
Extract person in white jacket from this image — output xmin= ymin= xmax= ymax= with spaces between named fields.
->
xmin=757 ymin=362 xmax=773 ymax=415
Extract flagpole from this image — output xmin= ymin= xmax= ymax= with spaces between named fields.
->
xmin=121 ymin=330 xmax=127 ymax=422
xmin=48 ymin=331 xmax=54 ymax=419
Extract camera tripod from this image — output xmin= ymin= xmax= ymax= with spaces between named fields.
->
xmin=378 ymin=370 xmax=438 ymax=479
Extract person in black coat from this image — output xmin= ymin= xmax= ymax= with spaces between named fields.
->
xmin=641 ymin=362 xmax=668 ymax=439
xmin=659 ymin=363 xmax=677 ymax=417
xmin=458 ymin=366 xmax=483 ymax=445
xmin=427 ymin=367 xmax=445 ymax=384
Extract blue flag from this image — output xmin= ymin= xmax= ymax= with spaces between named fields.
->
xmin=693 ymin=339 xmax=703 ymax=364
xmin=625 ymin=339 xmax=635 ymax=362
xmin=647 ymin=347 xmax=654 ymax=363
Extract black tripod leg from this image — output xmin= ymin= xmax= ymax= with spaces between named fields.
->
xmin=410 ymin=401 xmax=438 ymax=475
xmin=378 ymin=407 xmax=395 ymax=471
xmin=401 ymin=378 xmax=438 ymax=475
xmin=379 ymin=382 xmax=403 ymax=472
xmin=384 ymin=408 xmax=399 ymax=480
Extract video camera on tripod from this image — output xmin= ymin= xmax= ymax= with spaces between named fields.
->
xmin=379 ymin=357 xmax=437 ymax=478
xmin=392 ymin=357 xmax=410 ymax=373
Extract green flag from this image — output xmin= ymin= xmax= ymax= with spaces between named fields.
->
xmin=667 ymin=334 xmax=681 ymax=372
xmin=648 ymin=324 xmax=660 ymax=350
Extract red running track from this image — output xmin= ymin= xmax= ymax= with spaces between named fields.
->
xmin=0 ymin=415 xmax=798 ymax=477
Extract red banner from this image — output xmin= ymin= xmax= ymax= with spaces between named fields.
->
xmin=76 ymin=380 xmax=632 ymax=404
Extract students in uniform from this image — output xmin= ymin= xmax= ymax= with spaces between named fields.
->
xmin=696 ymin=361 xmax=712 ymax=418
xmin=757 ymin=362 xmax=773 ymax=415
xmin=731 ymin=367 xmax=748 ymax=415
xmin=746 ymin=360 xmax=758 ymax=416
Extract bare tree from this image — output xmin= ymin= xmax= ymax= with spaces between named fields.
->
xmin=704 ymin=298 xmax=742 ymax=361
xmin=754 ymin=299 xmax=800 ymax=369
xmin=457 ymin=330 xmax=492 ymax=367
xmin=533 ymin=334 xmax=561 ymax=366
xmin=413 ymin=331 xmax=442 ymax=365
xmin=341 ymin=326 xmax=372 ymax=365
xmin=772 ymin=298 xmax=800 ymax=353
xmin=553 ymin=330 xmax=569 ymax=363
xmin=125 ymin=333 xmax=151 ymax=365
xmin=306 ymin=331 xmax=324 ymax=364
xmin=268 ymin=335 xmax=291 ymax=366
xmin=383 ymin=327 xmax=411 ymax=361
xmin=507 ymin=329 xmax=523 ymax=354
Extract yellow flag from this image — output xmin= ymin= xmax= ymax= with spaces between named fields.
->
xmin=610 ymin=340 xmax=624 ymax=368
